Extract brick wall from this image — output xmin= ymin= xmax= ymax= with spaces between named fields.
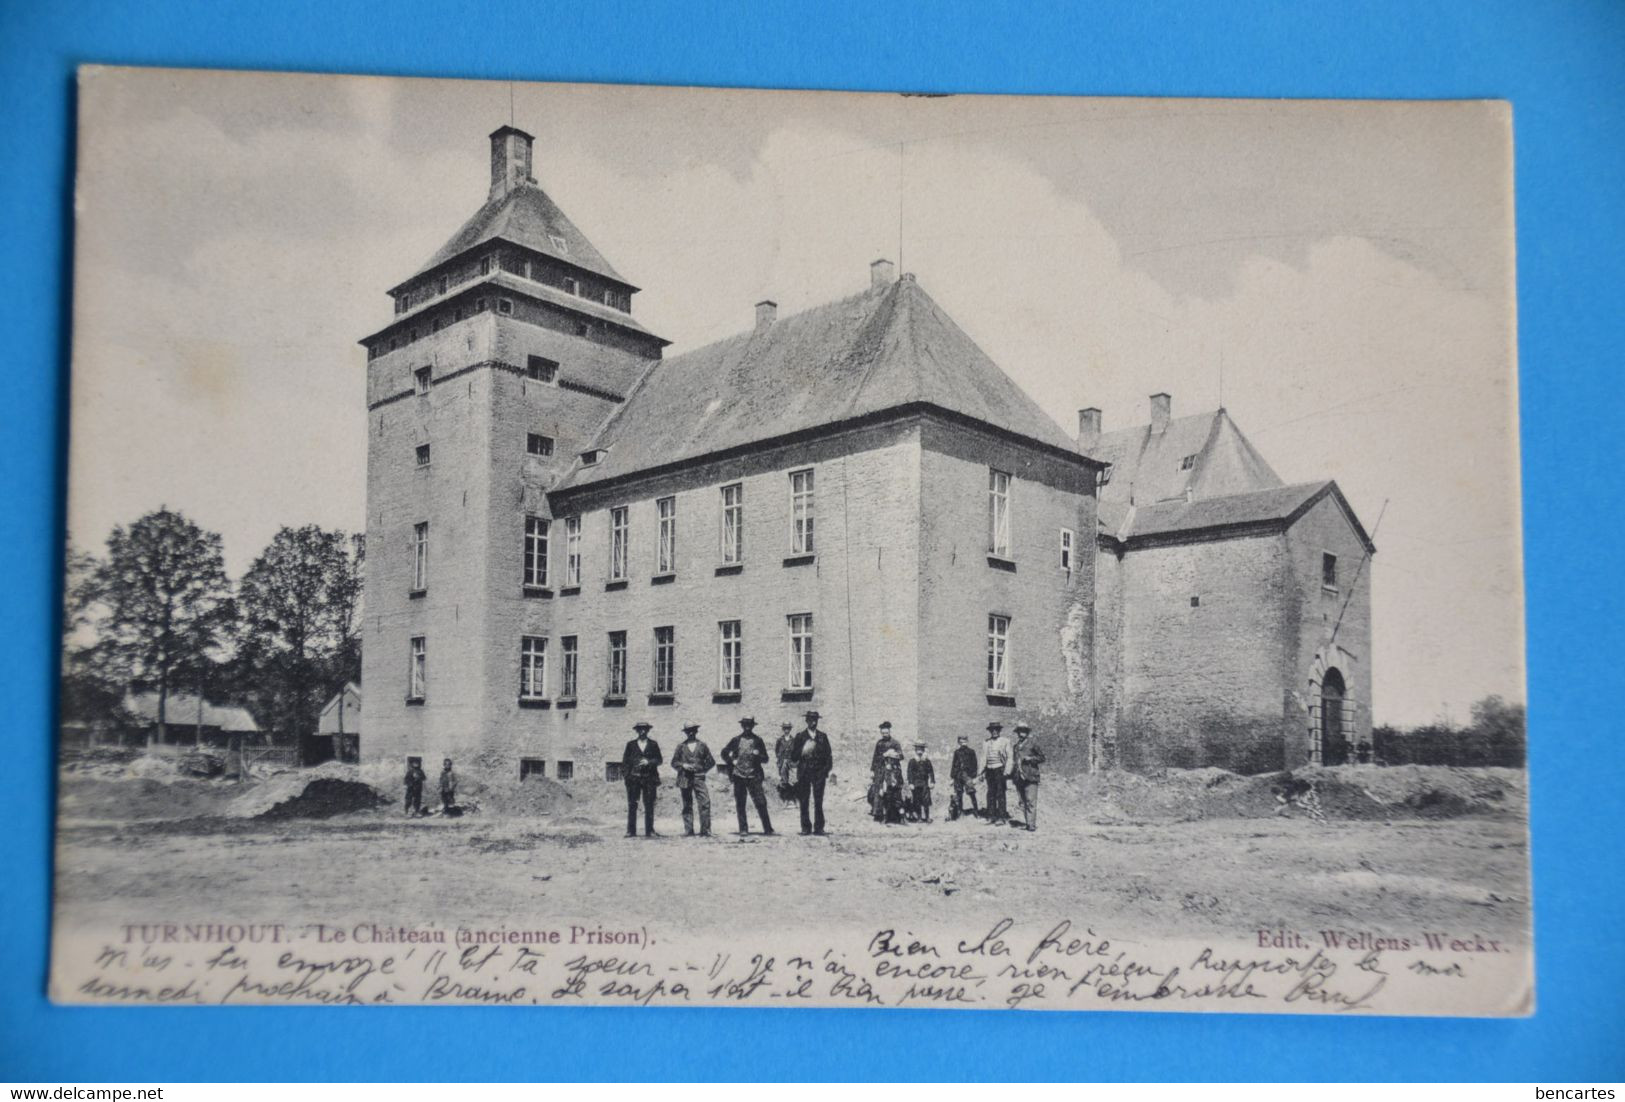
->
xmin=1283 ymin=493 xmax=1375 ymax=764
xmin=485 ymin=421 xmax=923 ymax=778
xmin=1114 ymin=532 xmax=1296 ymax=773
xmin=916 ymin=420 xmax=1097 ymax=771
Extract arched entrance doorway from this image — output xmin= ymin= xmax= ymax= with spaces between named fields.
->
xmin=1320 ymin=668 xmax=1348 ymax=765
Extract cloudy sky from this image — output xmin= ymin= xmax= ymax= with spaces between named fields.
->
xmin=68 ymin=68 xmax=1522 ymax=725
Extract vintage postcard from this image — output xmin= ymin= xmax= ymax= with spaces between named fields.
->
xmin=52 ymin=67 xmax=1529 ymax=1014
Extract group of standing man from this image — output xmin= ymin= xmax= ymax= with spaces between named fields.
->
xmin=863 ymin=718 xmax=1045 ymax=831
xmin=940 ymin=720 xmax=1045 ymax=831
xmin=620 ymin=710 xmax=833 ymax=838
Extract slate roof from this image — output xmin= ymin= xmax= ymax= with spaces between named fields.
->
xmin=556 ymin=275 xmax=1082 ymax=490
xmin=399 ymin=183 xmax=631 ymax=292
xmin=1090 ymin=409 xmax=1282 ymax=507
xmin=1103 ymin=481 xmax=1375 ymax=552
xmin=122 ymin=693 xmax=260 ymax=732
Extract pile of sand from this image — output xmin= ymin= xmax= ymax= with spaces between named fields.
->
xmin=254 ymin=777 xmax=391 ymax=820
xmin=1042 ymin=764 xmax=1524 ymax=823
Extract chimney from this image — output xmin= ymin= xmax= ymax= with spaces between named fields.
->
xmin=489 ymin=126 xmax=536 ymax=201
xmin=755 ymin=300 xmax=778 ymax=329
xmin=870 ymin=258 xmax=896 ymax=292
xmin=1149 ymin=392 xmax=1172 ymax=434
xmin=1077 ymin=407 xmax=1102 ymax=447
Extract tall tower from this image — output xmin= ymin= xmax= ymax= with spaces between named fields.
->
xmin=358 ymin=125 xmax=667 ymax=773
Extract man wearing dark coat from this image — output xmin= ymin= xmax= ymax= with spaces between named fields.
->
xmin=947 ymin=735 xmax=979 ymax=821
xmin=403 ymin=760 xmax=426 ymax=816
xmin=1009 ymin=722 xmax=1046 ymax=832
xmin=792 ymin=709 xmax=833 ymax=835
xmin=721 ymin=717 xmax=775 ymax=836
xmin=622 ymin=721 xmax=663 ymax=838
xmin=868 ymin=721 xmax=904 ymax=820
xmin=671 ymin=721 xmax=716 ymax=837
xmin=906 ymin=742 xmax=936 ymax=822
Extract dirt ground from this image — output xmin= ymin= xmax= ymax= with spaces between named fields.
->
xmin=52 ymin=762 xmax=1531 ymax=943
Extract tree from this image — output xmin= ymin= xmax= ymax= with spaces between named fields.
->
xmin=235 ymin=525 xmax=362 ymax=746
xmin=91 ymin=508 xmax=234 ymax=744
xmin=1470 ymin=694 xmax=1527 ymax=767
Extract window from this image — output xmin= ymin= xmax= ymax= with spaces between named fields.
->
xmin=564 ymin=516 xmax=581 ymax=586
xmin=523 ymin=516 xmax=549 ymax=588
xmin=395 ymin=296 xmax=408 ymax=315
xmin=790 ymin=469 xmax=815 ymax=554
xmin=1322 ymin=552 xmax=1339 ymax=590
xmin=436 ymin=276 xmax=448 ymax=295
xmin=609 ymin=506 xmax=629 ymax=581
xmin=556 ymin=760 xmax=574 ymax=781
xmin=475 ymin=297 xmax=489 ymax=313
xmin=989 ymin=470 xmax=1012 ymax=557
xmin=520 ymin=635 xmax=547 ymax=700
xmin=607 ymin=631 xmax=627 ymax=697
xmin=562 ymin=276 xmax=579 ymax=296
xmin=408 ymin=636 xmax=426 ymax=700
xmin=479 ymin=256 xmax=493 ymax=276
xmin=720 ymin=483 xmax=744 ymax=564
xmin=656 ymin=496 xmax=677 ymax=574
xmin=431 ymin=317 xmax=445 ymax=332
xmin=605 ymin=762 xmax=624 ymax=782
xmin=414 ymin=366 xmax=432 ymax=395
xmin=498 ymin=298 xmax=514 ymax=316
xmin=527 ymin=432 xmax=555 ymax=457
xmin=1060 ymin=527 xmax=1075 ymax=572
xmin=653 ymin=626 xmax=676 ymax=696
xmin=1179 ymin=454 xmax=1196 ymax=471
xmin=412 ymin=522 xmax=428 ymax=591
xmin=574 ymin=320 xmax=591 ymax=337
xmin=560 ymin=636 xmax=578 ymax=699
xmin=787 ymin=613 xmax=813 ymax=690
xmin=415 ymin=443 xmax=431 ymax=467
xmin=718 ymin=620 xmax=742 ymax=692
xmin=1097 ymin=465 xmax=1113 ymax=490
xmin=520 ymin=758 xmax=547 ymax=781
xmin=987 ymin=615 xmax=1011 ymax=694
xmin=526 ymin=355 xmax=558 ymax=383
xmin=548 ymin=233 xmax=568 ymax=254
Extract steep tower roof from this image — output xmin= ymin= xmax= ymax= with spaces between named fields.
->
xmin=391 ymin=126 xmax=633 ymax=294
xmin=557 ymin=267 xmax=1083 ymax=489
xmin=1091 ymin=406 xmax=1282 ymax=507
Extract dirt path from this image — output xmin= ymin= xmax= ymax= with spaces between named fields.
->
xmin=53 ymin=792 xmax=1530 ymax=943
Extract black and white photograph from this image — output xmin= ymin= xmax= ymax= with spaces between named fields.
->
xmin=51 ymin=68 xmax=1529 ymax=1015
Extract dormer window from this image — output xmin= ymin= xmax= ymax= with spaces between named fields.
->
xmin=1097 ymin=465 xmax=1113 ymax=489
xmin=395 ymin=296 xmax=408 ymax=315
xmin=548 ymin=233 xmax=568 ymax=253
xmin=1179 ymin=454 xmax=1196 ymax=471
xmin=580 ymin=448 xmax=606 ymax=466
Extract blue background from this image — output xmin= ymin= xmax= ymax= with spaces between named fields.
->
xmin=2 ymin=0 xmax=1621 ymax=1082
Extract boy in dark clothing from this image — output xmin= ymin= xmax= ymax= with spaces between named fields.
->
xmin=404 ymin=761 xmax=426 ymax=816
xmin=878 ymin=747 xmax=906 ymax=824
xmin=948 ymin=736 xmax=979 ymax=821
xmin=906 ymin=743 xmax=935 ymax=822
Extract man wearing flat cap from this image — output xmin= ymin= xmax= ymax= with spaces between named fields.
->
xmin=868 ymin=721 xmax=904 ymax=821
xmin=792 ymin=710 xmax=833 ymax=835
xmin=622 ymin=721 xmax=664 ymax=838
xmin=980 ymin=721 xmax=1012 ymax=825
xmin=671 ymin=721 xmax=715 ymax=837
xmin=1010 ymin=722 xmax=1045 ymax=832
xmin=721 ymin=717 xmax=775 ymax=836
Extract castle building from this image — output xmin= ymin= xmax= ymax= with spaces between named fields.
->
xmin=359 ymin=126 xmax=1373 ymax=782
